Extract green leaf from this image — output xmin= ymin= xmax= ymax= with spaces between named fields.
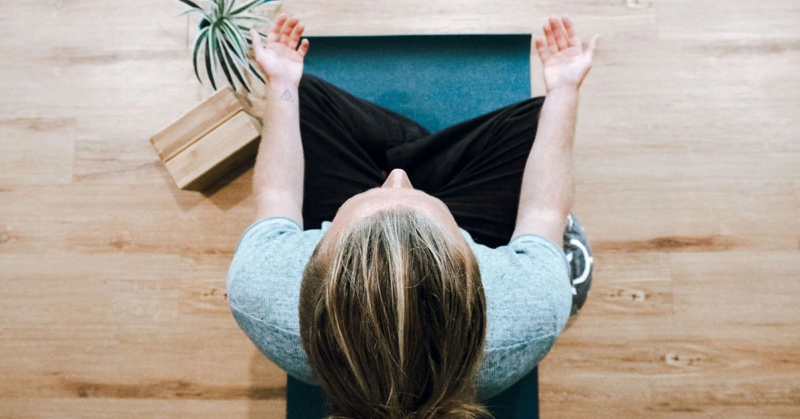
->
xmin=192 ymin=27 xmax=210 ymax=84
xmin=230 ymin=0 xmax=269 ymax=16
xmin=216 ymin=20 xmax=247 ymax=90
xmin=247 ymin=62 xmax=266 ymax=83
xmin=175 ymin=0 xmax=202 ymax=9
xmin=200 ymin=0 xmax=218 ymax=10
xmin=234 ymin=12 xmax=270 ymax=20
xmin=223 ymin=0 xmax=235 ymax=16
xmin=214 ymin=34 xmax=237 ymax=89
xmin=230 ymin=14 xmax=271 ymax=26
xmin=176 ymin=8 xmax=207 ymax=18
xmin=219 ymin=22 xmax=260 ymax=91
xmin=228 ymin=29 xmax=267 ymax=84
xmin=237 ymin=56 xmax=266 ymax=84
xmin=222 ymin=39 xmax=250 ymax=92
xmin=206 ymin=0 xmax=222 ymax=19
xmin=222 ymin=28 xmax=254 ymax=76
xmin=238 ymin=24 xmax=268 ymax=40
xmin=220 ymin=20 xmax=248 ymax=60
xmin=205 ymin=24 xmax=218 ymax=90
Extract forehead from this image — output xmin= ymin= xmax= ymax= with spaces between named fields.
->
xmin=321 ymin=188 xmax=452 ymax=247
xmin=342 ymin=187 xmax=441 ymax=213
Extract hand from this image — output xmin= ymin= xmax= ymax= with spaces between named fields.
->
xmin=534 ymin=16 xmax=599 ymax=93
xmin=250 ymin=14 xmax=310 ymax=89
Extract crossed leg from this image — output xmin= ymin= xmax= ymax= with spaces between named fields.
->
xmin=297 ymin=71 xmax=593 ymax=312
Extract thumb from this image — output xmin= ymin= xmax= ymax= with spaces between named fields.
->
xmin=586 ymin=34 xmax=600 ymax=60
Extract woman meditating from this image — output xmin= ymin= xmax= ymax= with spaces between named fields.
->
xmin=228 ymin=13 xmax=598 ymax=419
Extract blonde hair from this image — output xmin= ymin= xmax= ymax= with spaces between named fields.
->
xmin=299 ymin=206 xmax=489 ymax=419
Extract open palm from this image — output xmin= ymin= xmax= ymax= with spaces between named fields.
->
xmin=250 ymin=14 xmax=310 ymax=88
xmin=535 ymin=17 xmax=599 ymax=93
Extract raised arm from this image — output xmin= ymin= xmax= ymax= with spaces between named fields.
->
xmin=249 ymin=15 xmax=310 ymax=227
xmin=512 ymin=17 xmax=599 ymax=247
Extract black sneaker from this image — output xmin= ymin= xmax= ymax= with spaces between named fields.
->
xmin=563 ymin=213 xmax=593 ymax=315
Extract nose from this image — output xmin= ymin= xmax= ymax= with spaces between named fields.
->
xmin=382 ymin=168 xmax=413 ymax=189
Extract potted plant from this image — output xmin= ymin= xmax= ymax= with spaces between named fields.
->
xmin=177 ymin=0 xmax=274 ymax=92
xmin=149 ymin=0 xmax=275 ymax=191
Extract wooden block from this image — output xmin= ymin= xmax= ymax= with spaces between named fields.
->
xmin=150 ymin=87 xmax=244 ymax=162
xmin=164 ymin=110 xmax=260 ymax=191
xmin=149 ymin=86 xmax=262 ymax=191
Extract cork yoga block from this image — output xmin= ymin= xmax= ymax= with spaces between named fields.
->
xmin=150 ymin=87 xmax=260 ymax=191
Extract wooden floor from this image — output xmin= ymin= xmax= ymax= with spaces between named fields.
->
xmin=1 ymin=0 xmax=798 ymax=417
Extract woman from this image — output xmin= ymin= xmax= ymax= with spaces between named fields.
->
xmin=228 ymin=13 xmax=598 ymax=419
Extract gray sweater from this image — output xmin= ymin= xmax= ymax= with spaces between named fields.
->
xmin=227 ymin=216 xmax=572 ymax=400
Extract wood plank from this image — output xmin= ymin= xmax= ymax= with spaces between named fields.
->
xmin=657 ymin=0 xmax=800 ymax=40
xmin=0 ymin=0 xmax=188 ymax=53
xmin=0 ymin=55 xmax=208 ymax=141
xmin=0 ymin=324 xmax=285 ymax=399
xmin=0 ymin=118 xmax=76 ymax=186
xmin=179 ymin=254 xmax=240 ymax=320
xmin=574 ymin=180 xmax=799 ymax=253
xmin=540 ymin=367 xmax=800 ymax=418
xmin=574 ymin=36 xmax=800 ymax=181
xmin=0 ymin=183 xmax=255 ymax=256
xmin=540 ymin=250 xmax=800 ymax=416
xmin=564 ymin=252 xmax=674 ymax=335
xmin=0 ymin=399 xmax=285 ymax=419
xmin=670 ymin=251 xmax=800 ymax=330
xmin=252 ymin=0 xmax=656 ymax=36
xmin=0 ymin=254 xmax=183 ymax=327
xmin=1 ymin=250 xmax=286 ymax=401
xmin=538 ymin=404 xmax=800 ymax=419
xmin=542 ymin=331 xmax=800 ymax=415
xmin=72 ymin=139 xmax=165 ymax=185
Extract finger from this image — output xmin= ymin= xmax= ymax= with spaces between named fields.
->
xmin=288 ymin=23 xmax=305 ymax=49
xmin=271 ymin=14 xmax=287 ymax=35
xmin=297 ymin=38 xmax=310 ymax=58
xmin=280 ymin=17 xmax=300 ymax=45
xmin=586 ymin=34 xmax=600 ymax=59
xmin=534 ymin=38 xmax=551 ymax=63
xmin=543 ymin=24 xmax=558 ymax=55
xmin=268 ymin=14 xmax=286 ymax=42
xmin=562 ymin=16 xmax=581 ymax=48
xmin=550 ymin=17 xmax=569 ymax=50
xmin=249 ymin=28 xmax=263 ymax=50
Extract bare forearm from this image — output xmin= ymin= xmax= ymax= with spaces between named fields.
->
xmin=513 ymin=88 xmax=579 ymax=245
xmin=253 ymin=83 xmax=305 ymax=224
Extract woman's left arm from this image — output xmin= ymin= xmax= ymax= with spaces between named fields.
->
xmin=249 ymin=15 xmax=310 ymax=227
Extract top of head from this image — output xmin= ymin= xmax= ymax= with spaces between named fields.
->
xmin=299 ymin=205 xmax=490 ymax=419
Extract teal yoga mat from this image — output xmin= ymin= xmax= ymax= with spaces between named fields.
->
xmin=302 ymin=34 xmax=533 ymax=133
xmin=287 ymin=34 xmax=540 ymax=419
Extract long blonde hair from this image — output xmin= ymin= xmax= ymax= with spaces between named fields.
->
xmin=299 ymin=206 xmax=489 ymax=419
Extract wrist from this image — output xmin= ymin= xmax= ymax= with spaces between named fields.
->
xmin=260 ymin=82 xmax=301 ymax=121
xmin=268 ymin=81 xmax=298 ymax=97
xmin=263 ymin=82 xmax=300 ymax=117
xmin=546 ymin=85 xmax=580 ymax=96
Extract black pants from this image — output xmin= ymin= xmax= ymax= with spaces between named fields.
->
xmin=298 ymin=72 xmax=544 ymax=249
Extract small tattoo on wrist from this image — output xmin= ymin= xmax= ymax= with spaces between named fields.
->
xmin=280 ymin=88 xmax=295 ymax=102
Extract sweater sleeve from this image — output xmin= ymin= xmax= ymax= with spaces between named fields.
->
xmin=506 ymin=233 xmax=573 ymax=337
xmin=473 ymin=233 xmax=573 ymax=400
xmin=226 ymin=216 xmax=320 ymax=385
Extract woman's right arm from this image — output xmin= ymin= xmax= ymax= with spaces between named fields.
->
xmin=512 ymin=16 xmax=599 ymax=247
